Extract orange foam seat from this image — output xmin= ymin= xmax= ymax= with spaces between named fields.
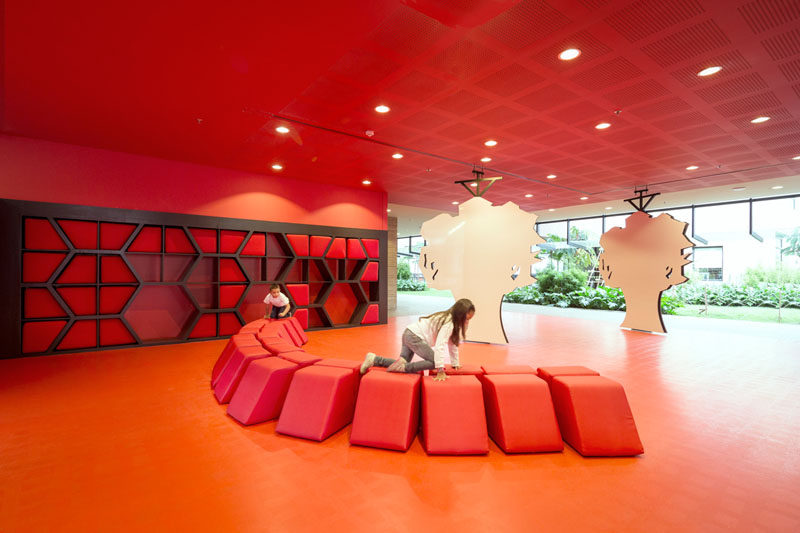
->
xmin=227 ymin=357 xmax=299 ymax=425
xmin=213 ymin=345 xmax=271 ymax=404
xmin=550 ymin=375 xmax=644 ymax=457
xmin=350 ymin=371 xmax=421 ymax=451
xmin=481 ymin=364 xmax=536 ymax=375
xmin=537 ymin=366 xmax=599 ymax=385
xmin=276 ymin=365 xmax=359 ymax=441
xmin=421 ymin=375 xmax=488 ymax=455
xmin=481 ymin=374 xmax=563 ymax=453
xmin=211 ymin=333 xmax=260 ymax=386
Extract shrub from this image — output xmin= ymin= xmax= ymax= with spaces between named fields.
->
xmin=535 ymin=268 xmax=587 ymax=294
xmin=504 ymin=284 xmax=685 ymax=314
xmin=397 ymin=261 xmax=412 ymax=280
xmin=742 ymin=266 xmax=800 ymax=287
xmin=397 ymin=278 xmax=426 ymax=291
xmin=665 ymin=283 xmax=800 ymax=309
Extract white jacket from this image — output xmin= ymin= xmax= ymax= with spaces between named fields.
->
xmin=407 ymin=315 xmax=459 ymax=369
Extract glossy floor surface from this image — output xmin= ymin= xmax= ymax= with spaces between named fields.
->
xmin=2 ymin=307 xmax=799 ymax=532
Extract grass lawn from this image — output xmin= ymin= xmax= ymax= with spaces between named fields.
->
xmin=398 ymin=288 xmax=453 ymax=297
xmin=673 ymin=304 xmax=800 ymax=324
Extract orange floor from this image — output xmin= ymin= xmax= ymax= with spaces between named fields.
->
xmin=2 ymin=312 xmax=799 ymax=532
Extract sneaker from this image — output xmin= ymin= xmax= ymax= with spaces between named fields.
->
xmin=387 ymin=359 xmax=406 ymax=373
xmin=360 ymin=352 xmax=376 ymax=374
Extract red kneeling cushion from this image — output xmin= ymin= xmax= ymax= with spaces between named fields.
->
xmin=481 ymin=364 xmax=536 ymax=375
xmin=213 ymin=345 xmax=271 ymax=404
xmin=421 ymin=375 xmax=488 ymax=455
xmin=276 ymin=365 xmax=359 ymax=441
xmin=350 ymin=371 xmax=421 ymax=451
xmin=537 ymin=366 xmax=599 ymax=385
xmin=482 ymin=374 xmax=562 ymax=453
xmin=211 ymin=333 xmax=260 ymax=386
xmin=550 ymin=375 xmax=643 ymax=457
xmin=227 ymin=357 xmax=299 ymax=425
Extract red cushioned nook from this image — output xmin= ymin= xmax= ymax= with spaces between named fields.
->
xmin=227 ymin=357 xmax=299 ymax=425
xmin=421 ymin=375 xmax=488 ymax=455
xmin=537 ymin=366 xmax=600 ymax=385
xmin=482 ymin=374 xmax=562 ymax=453
xmin=276 ymin=365 xmax=359 ymax=441
xmin=550 ymin=375 xmax=643 ymax=457
xmin=214 ymin=345 xmax=271 ymax=404
xmin=350 ymin=371 xmax=421 ymax=451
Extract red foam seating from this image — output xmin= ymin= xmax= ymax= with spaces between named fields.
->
xmin=435 ymin=364 xmax=484 ymax=375
xmin=262 ymin=338 xmax=304 ymax=356
xmin=481 ymin=374 xmax=563 ymax=453
xmin=350 ymin=371 xmax=421 ymax=451
xmin=277 ymin=351 xmax=322 ymax=367
xmin=211 ymin=333 xmax=260 ymax=386
xmin=276 ymin=366 xmax=359 ymax=441
xmin=239 ymin=319 xmax=267 ymax=334
xmin=550 ymin=375 xmax=643 ymax=457
xmin=316 ymin=358 xmax=362 ymax=375
xmin=227 ymin=357 xmax=299 ymax=425
xmin=481 ymin=364 xmax=536 ymax=375
xmin=421 ymin=375 xmax=488 ymax=455
xmin=537 ymin=366 xmax=599 ymax=385
xmin=214 ymin=345 xmax=271 ymax=404
xmin=277 ymin=319 xmax=304 ymax=346
xmin=285 ymin=316 xmax=309 ymax=344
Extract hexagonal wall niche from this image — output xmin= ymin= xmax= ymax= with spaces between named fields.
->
xmin=238 ymin=284 xmax=271 ymax=323
xmin=124 ymin=285 xmax=195 ymax=341
xmin=323 ymin=283 xmax=364 ymax=326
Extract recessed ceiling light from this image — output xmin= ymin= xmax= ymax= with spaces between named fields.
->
xmin=484 ymin=140 xmax=498 ymax=147
xmin=686 ymin=165 xmax=699 ymax=170
xmin=480 ymin=157 xmax=492 ymax=162
xmin=275 ymin=126 xmax=290 ymax=134
xmin=605 ymin=206 xmax=613 ymax=210
xmin=548 ymin=208 xmax=555 ymax=212
xmin=392 ymin=153 xmax=403 ymax=159
xmin=751 ymin=116 xmax=770 ymax=123
xmin=470 ymin=182 xmax=477 ymax=187
xmin=524 ymin=193 xmax=533 ymax=198
xmin=697 ymin=66 xmax=722 ymax=77
xmin=362 ymin=179 xmax=371 ymax=185
xmin=374 ymin=105 xmax=390 ymax=113
xmin=452 ymin=201 xmax=459 ymax=205
xmin=792 ymin=155 xmax=800 ymax=160
xmin=386 ymin=208 xmax=392 ymax=212
xmin=595 ymin=122 xmax=611 ymax=130
xmin=772 ymin=185 xmax=784 ymax=190
xmin=580 ymin=196 xmax=588 ymax=200
xmin=732 ymin=187 xmax=746 ymax=191
xmin=546 ymin=174 xmax=557 ymax=179
xmin=271 ymin=163 xmax=283 ymax=170
xmin=559 ymin=48 xmax=581 ymax=61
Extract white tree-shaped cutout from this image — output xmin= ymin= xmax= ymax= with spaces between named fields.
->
xmin=419 ymin=197 xmax=544 ymax=344
xmin=598 ymin=211 xmax=693 ymax=333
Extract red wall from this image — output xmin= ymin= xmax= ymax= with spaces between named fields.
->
xmin=0 ymin=134 xmax=387 ymax=230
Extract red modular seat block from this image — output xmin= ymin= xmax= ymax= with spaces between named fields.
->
xmin=285 ymin=316 xmax=309 ymax=344
xmin=481 ymin=364 xmax=536 ymax=375
xmin=239 ymin=319 xmax=267 ymax=334
xmin=435 ymin=364 xmax=484 ymax=376
xmin=277 ymin=319 xmax=304 ymax=347
xmin=214 ymin=345 xmax=271 ymax=404
xmin=481 ymin=374 xmax=563 ymax=453
xmin=211 ymin=333 xmax=261 ymax=386
xmin=550 ymin=375 xmax=644 ymax=457
xmin=421 ymin=375 xmax=488 ymax=455
xmin=316 ymin=358 xmax=362 ymax=375
xmin=227 ymin=357 xmax=299 ymax=425
xmin=276 ymin=365 xmax=359 ymax=441
xmin=537 ymin=366 xmax=600 ymax=385
xmin=277 ymin=351 xmax=322 ymax=367
xmin=350 ymin=371 xmax=421 ymax=451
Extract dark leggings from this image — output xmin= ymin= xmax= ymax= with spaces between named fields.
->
xmin=373 ymin=328 xmax=436 ymax=372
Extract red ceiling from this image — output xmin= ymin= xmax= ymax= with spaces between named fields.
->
xmin=3 ymin=0 xmax=800 ymax=211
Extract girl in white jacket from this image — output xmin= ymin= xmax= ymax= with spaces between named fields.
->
xmin=360 ymin=299 xmax=475 ymax=382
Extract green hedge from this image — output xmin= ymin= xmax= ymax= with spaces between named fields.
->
xmin=397 ymin=279 xmax=426 ymax=291
xmin=664 ymin=283 xmax=800 ymax=308
xmin=504 ymin=285 xmax=684 ymax=314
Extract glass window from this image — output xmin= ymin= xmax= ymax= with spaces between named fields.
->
xmin=410 ymin=236 xmax=425 ymax=255
xmin=397 ymin=237 xmax=410 ymax=255
xmin=693 ymin=203 xmax=749 ymax=241
xmin=537 ymin=221 xmax=567 ymax=241
xmin=603 ymin=214 xmax=628 ymax=232
xmin=570 ymin=217 xmax=602 ymax=247
xmin=691 ymin=246 xmax=723 ymax=281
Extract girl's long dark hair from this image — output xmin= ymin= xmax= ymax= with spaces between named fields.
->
xmin=422 ymin=298 xmax=475 ymax=346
